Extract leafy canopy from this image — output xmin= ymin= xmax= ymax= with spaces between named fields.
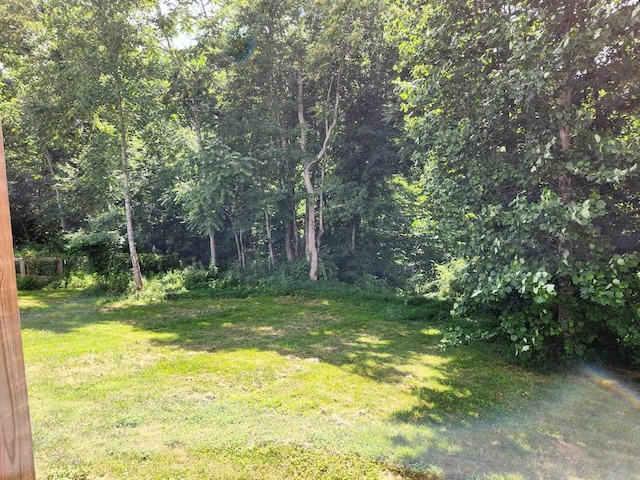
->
xmin=393 ymin=0 xmax=640 ymax=363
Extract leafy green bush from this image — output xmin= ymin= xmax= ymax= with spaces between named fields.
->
xmin=182 ymin=265 xmax=218 ymax=290
xmin=395 ymin=0 xmax=640 ymax=367
xmin=16 ymin=275 xmax=52 ymax=291
xmin=64 ymin=230 xmax=127 ymax=275
xmin=128 ymin=270 xmax=188 ymax=302
xmin=89 ymin=272 xmax=134 ymax=296
xmin=56 ymin=272 xmax=98 ymax=290
xmin=138 ymin=253 xmax=182 ymax=275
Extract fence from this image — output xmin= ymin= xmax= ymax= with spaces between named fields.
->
xmin=14 ymin=257 xmax=64 ymax=278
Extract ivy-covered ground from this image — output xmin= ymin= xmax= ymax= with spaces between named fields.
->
xmin=20 ymin=290 xmax=640 ymax=479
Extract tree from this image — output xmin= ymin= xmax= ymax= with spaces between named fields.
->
xmin=174 ymin=134 xmax=252 ymax=268
xmin=394 ymin=0 xmax=640 ymax=363
xmin=47 ymin=0 xmax=170 ymax=289
xmin=215 ymin=0 xmax=397 ymax=280
xmin=213 ymin=0 xmax=306 ymax=268
xmin=0 ymin=1 xmax=80 ymax=242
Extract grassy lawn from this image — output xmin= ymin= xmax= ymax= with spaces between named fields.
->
xmin=19 ymin=289 xmax=640 ymax=479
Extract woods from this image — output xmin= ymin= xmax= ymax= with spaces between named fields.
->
xmin=1 ymin=0 xmax=639 ymax=365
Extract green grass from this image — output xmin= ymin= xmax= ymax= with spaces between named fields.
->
xmin=20 ymin=290 xmax=640 ymax=479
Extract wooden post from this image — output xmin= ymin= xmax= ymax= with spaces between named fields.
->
xmin=0 ymin=121 xmax=36 ymax=479
xmin=14 ymin=259 xmax=25 ymax=278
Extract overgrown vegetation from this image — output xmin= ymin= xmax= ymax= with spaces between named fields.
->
xmin=2 ymin=0 xmax=639 ymax=367
xmin=394 ymin=0 xmax=640 ymax=364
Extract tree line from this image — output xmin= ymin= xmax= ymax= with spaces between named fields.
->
xmin=1 ymin=0 xmax=639 ymax=365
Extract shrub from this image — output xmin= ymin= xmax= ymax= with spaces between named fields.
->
xmin=64 ymin=230 xmax=127 ymax=275
xmin=90 ymin=272 xmax=134 ymax=296
xmin=138 ymin=253 xmax=182 ymax=275
xmin=16 ymin=275 xmax=52 ymax=291
xmin=183 ymin=265 xmax=217 ymax=290
xmin=129 ymin=270 xmax=188 ymax=302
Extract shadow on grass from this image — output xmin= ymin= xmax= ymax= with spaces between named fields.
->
xmin=21 ymin=290 xmax=640 ymax=479
xmin=19 ymin=290 xmax=113 ymax=332
xmin=20 ymin=290 xmax=550 ymax=422
xmin=390 ymin=369 xmax=640 ymax=479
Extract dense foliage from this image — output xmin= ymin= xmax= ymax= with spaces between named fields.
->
xmin=394 ymin=0 xmax=640 ymax=363
xmin=1 ymin=0 xmax=639 ymax=365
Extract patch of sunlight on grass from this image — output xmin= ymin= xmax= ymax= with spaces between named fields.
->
xmin=17 ymin=294 xmax=48 ymax=310
xmin=355 ymin=334 xmax=391 ymax=345
xmin=421 ymin=327 xmax=442 ymax=336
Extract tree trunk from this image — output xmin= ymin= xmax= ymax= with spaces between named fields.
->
xmin=292 ymin=212 xmax=300 ymax=259
xmin=350 ymin=215 xmax=359 ymax=253
xmin=297 ymin=50 xmax=319 ymax=280
xmin=208 ymin=229 xmax=217 ymax=269
xmin=265 ymin=211 xmax=276 ymax=269
xmin=239 ymin=229 xmax=246 ymax=270
xmin=303 ymin=163 xmax=319 ymax=280
xmin=42 ymin=146 xmax=65 ymax=230
xmin=232 ymin=225 xmax=246 ymax=270
xmin=285 ymin=219 xmax=294 ymax=262
xmin=297 ymin=51 xmax=342 ymax=281
xmin=0 ymin=121 xmax=36 ymax=480
xmin=116 ymin=89 xmax=143 ymax=290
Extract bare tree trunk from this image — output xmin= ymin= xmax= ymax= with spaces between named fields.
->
xmin=239 ymin=229 xmax=246 ymax=270
xmin=557 ymin=84 xmax=573 ymax=333
xmin=208 ymin=229 xmax=217 ymax=269
xmin=303 ymin=164 xmax=318 ymax=279
xmin=230 ymin=213 xmax=246 ymax=271
xmin=297 ymin=50 xmax=342 ymax=281
xmin=350 ymin=216 xmax=359 ymax=253
xmin=116 ymin=89 xmax=143 ymax=290
xmin=265 ymin=211 xmax=276 ymax=269
xmin=285 ymin=220 xmax=294 ymax=262
xmin=292 ymin=212 xmax=300 ymax=259
xmin=297 ymin=51 xmax=318 ymax=280
xmin=42 ymin=146 xmax=65 ymax=230
xmin=233 ymin=229 xmax=242 ymax=268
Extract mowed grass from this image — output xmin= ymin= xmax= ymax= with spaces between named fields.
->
xmin=19 ymin=290 xmax=640 ymax=479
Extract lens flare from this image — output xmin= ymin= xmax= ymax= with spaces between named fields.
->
xmin=581 ymin=364 xmax=640 ymax=409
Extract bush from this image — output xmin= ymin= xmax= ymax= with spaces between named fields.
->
xmin=183 ymin=265 xmax=218 ymax=290
xmin=441 ymin=254 xmax=640 ymax=368
xmin=128 ymin=270 xmax=188 ymax=302
xmin=16 ymin=275 xmax=52 ymax=291
xmin=139 ymin=253 xmax=182 ymax=275
xmin=54 ymin=272 xmax=98 ymax=290
xmin=64 ymin=230 xmax=127 ymax=275
xmin=90 ymin=272 xmax=134 ymax=296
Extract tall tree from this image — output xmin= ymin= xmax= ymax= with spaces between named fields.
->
xmin=217 ymin=0 xmax=396 ymax=280
xmin=174 ymin=134 xmax=252 ymax=268
xmin=0 ymin=1 xmax=78 ymax=242
xmin=48 ymin=0 xmax=170 ymax=289
xmin=216 ymin=0 xmax=304 ymax=266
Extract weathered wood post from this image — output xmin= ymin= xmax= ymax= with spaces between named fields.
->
xmin=14 ymin=258 xmax=25 ymax=278
xmin=0 ymin=121 xmax=36 ymax=479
